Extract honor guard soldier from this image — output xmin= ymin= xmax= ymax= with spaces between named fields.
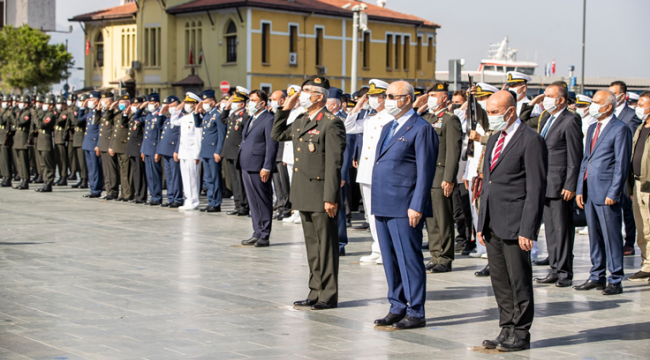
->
xmin=31 ymin=94 xmax=46 ymax=184
xmin=80 ymin=91 xmax=104 ymax=198
xmin=140 ymin=93 xmax=165 ymax=206
xmin=157 ymin=95 xmax=184 ymax=208
xmin=0 ymin=94 xmax=14 ymax=187
xmin=221 ymin=86 xmax=250 ymax=216
xmin=12 ymin=95 xmax=32 ymax=189
xmin=97 ymin=92 xmax=120 ymax=200
xmin=127 ymin=97 xmax=147 ymax=203
xmin=53 ymin=95 xmax=69 ymax=185
xmin=34 ymin=95 xmax=57 ymax=192
xmin=65 ymin=93 xmax=81 ymax=185
xmin=110 ymin=95 xmax=134 ymax=201
xmin=271 ymin=75 xmax=347 ymax=310
xmin=421 ymin=81 xmax=462 ymax=273
xmin=68 ymin=93 xmax=88 ymax=188
xmin=196 ymin=89 xmax=227 ymax=212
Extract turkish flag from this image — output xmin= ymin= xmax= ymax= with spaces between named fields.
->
xmin=86 ymin=40 xmax=91 ymax=56
xmin=552 ymin=59 xmax=556 ymax=75
xmin=189 ymin=47 xmax=194 ymax=65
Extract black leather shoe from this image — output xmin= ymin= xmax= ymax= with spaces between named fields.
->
xmin=147 ymin=201 xmax=161 ymax=206
xmin=535 ymin=257 xmax=549 ymax=266
xmin=33 ymin=176 xmax=43 ymax=184
xmin=205 ymin=206 xmax=221 ymax=213
xmin=339 ymin=248 xmax=346 ymax=256
xmin=105 ymin=196 xmax=117 ymax=201
xmin=79 ymin=180 xmax=89 ymax=189
xmin=430 ymin=264 xmax=452 ymax=273
xmin=241 ymin=237 xmax=259 ymax=246
xmin=0 ymin=179 xmax=11 ymax=187
xmin=68 ymin=174 xmax=78 ymax=181
xmin=482 ymin=333 xmax=508 ymax=349
xmin=236 ymin=211 xmax=250 ymax=216
xmin=311 ymin=302 xmax=337 ymax=310
xmin=13 ymin=180 xmax=28 ymax=190
xmin=56 ymin=178 xmax=67 ymax=186
xmin=475 ymin=264 xmax=490 ymax=277
xmin=226 ymin=210 xmax=239 ymax=215
xmin=254 ymin=239 xmax=270 ymax=247
xmin=496 ymin=336 xmax=530 ymax=352
xmin=169 ymin=203 xmax=182 ymax=208
xmin=602 ymin=282 xmax=623 ymax=295
xmin=374 ymin=313 xmax=405 ymax=326
xmin=393 ymin=315 xmax=425 ymax=329
xmin=421 ymin=242 xmax=429 ymax=250
xmin=83 ymin=193 xmax=100 ymax=198
xmin=556 ymin=279 xmax=573 ymax=287
xmin=535 ymin=273 xmax=559 ymax=284
xmin=293 ymin=299 xmax=317 ymax=307
xmin=353 ymin=222 xmax=370 ymax=230
xmin=425 ymin=262 xmax=435 ymax=271
xmin=161 ymin=202 xmax=170 ymax=207
xmin=35 ymin=183 xmax=52 ymax=192
xmin=135 ymin=200 xmax=145 ymax=204
xmin=573 ymin=279 xmax=606 ymax=291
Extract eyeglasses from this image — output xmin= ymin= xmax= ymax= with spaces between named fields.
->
xmin=386 ymin=94 xmax=409 ymax=100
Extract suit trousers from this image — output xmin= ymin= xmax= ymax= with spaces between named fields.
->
xmin=144 ymin=155 xmax=162 ymax=202
xmin=300 ymin=211 xmax=339 ymax=305
xmin=361 ymin=184 xmax=381 ymax=254
xmin=162 ymin=155 xmax=183 ymax=204
xmin=427 ymin=187 xmax=455 ymax=266
xmin=202 ymin=157 xmax=223 ymax=207
xmin=242 ymin=170 xmax=274 ymax=240
xmin=75 ymin=147 xmax=87 ymax=180
xmin=55 ymin=144 xmax=68 ymax=180
xmin=584 ymin=186 xmax=624 ymax=284
xmin=543 ymin=197 xmax=574 ymax=279
xmin=84 ymin=150 xmax=103 ymax=195
xmin=376 ymin=216 xmax=426 ymax=318
xmin=485 ymin=217 xmax=534 ymax=342
xmin=116 ymin=153 xmax=132 ymax=200
xmin=452 ymin=184 xmax=473 ymax=245
xmin=272 ymin=161 xmax=291 ymax=216
xmin=39 ymin=150 xmax=55 ymax=183
xmin=0 ymin=146 xmax=12 ymax=178
xmin=337 ymin=185 xmax=349 ymax=251
xmin=100 ymin=152 xmax=119 ymax=197
xmin=226 ymin=158 xmax=248 ymax=212
xmin=180 ymin=159 xmax=200 ymax=208
xmin=632 ymin=180 xmax=650 ymax=272
xmin=14 ymin=149 xmax=29 ymax=180
xmin=129 ymin=155 xmax=147 ymax=202
xmin=68 ymin=142 xmax=78 ymax=175
xmin=621 ymin=194 xmax=636 ymax=247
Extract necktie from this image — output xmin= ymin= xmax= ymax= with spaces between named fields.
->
xmin=540 ymin=115 xmax=556 ymax=138
xmin=584 ymin=122 xmax=602 ymax=180
xmin=381 ymin=120 xmax=399 ymax=153
xmin=247 ymin=117 xmax=255 ymax=135
xmin=490 ymin=131 xmax=508 ymax=171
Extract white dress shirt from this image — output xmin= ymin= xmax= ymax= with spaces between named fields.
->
xmin=282 ymin=106 xmax=306 ymax=165
xmin=393 ymin=109 xmax=415 ymax=133
xmin=344 ymin=109 xmax=394 ymax=185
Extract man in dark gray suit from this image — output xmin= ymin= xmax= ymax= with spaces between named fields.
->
xmin=609 ymin=81 xmax=641 ymax=256
xmin=530 ymin=84 xmax=583 ymax=287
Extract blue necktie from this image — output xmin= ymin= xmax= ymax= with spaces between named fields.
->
xmin=381 ymin=120 xmax=399 ymax=152
xmin=540 ymin=115 xmax=556 ymax=138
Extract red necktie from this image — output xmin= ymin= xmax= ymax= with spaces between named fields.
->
xmin=584 ymin=122 xmax=602 ymax=180
xmin=490 ymin=131 xmax=507 ymax=171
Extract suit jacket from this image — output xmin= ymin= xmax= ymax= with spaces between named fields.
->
xmin=618 ymin=105 xmax=641 ymax=137
xmin=221 ymin=108 xmax=249 ymax=160
xmin=140 ymin=110 xmax=165 ymax=156
xmin=238 ymin=111 xmax=278 ymax=172
xmin=156 ymin=115 xmax=181 ymax=157
xmin=371 ymin=110 xmax=438 ymax=218
xmin=477 ymin=121 xmax=548 ymax=241
xmin=127 ymin=109 xmax=145 ymax=157
xmin=577 ymin=116 xmax=632 ymax=204
xmin=199 ymin=107 xmax=226 ymax=159
xmin=538 ymin=109 xmax=584 ymax=198
xmin=272 ymin=107 xmax=346 ymax=212
xmin=81 ymin=109 xmax=102 ymax=151
xmin=422 ymin=110 xmax=462 ymax=187
xmin=110 ymin=112 xmax=130 ymax=154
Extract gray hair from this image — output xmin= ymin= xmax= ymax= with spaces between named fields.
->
xmin=602 ymin=90 xmax=617 ymax=108
xmin=404 ymin=83 xmax=415 ymax=102
xmin=305 ymin=85 xmax=328 ymax=98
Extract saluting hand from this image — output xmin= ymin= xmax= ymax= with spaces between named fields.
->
xmin=352 ymin=94 xmax=368 ymax=114
xmin=283 ymin=91 xmax=300 ymax=111
xmin=530 ymin=94 xmax=545 ymax=106
xmin=408 ymin=209 xmax=422 ymax=228
xmin=412 ymin=93 xmax=428 ymax=111
xmin=175 ymin=102 xmax=185 ymax=112
xmin=325 ymin=201 xmax=338 ymax=218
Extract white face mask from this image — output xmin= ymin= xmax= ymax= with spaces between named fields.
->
xmin=488 ymin=108 xmax=513 ymax=131
xmin=362 ymin=102 xmax=371 ymax=111
xmin=42 ymin=104 xmax=49 ymax=112
xmin=368 ymin=96 xmax=382 ymax=110
xmin=635 ymin=105 xmax=649 ymax=121
xmin=543 ymin=96 xmax=558 ymax=113
xmin=477 ymin=100 xmax=487 ymax=110
xmin=616 ymin=93 xmax=625 ymax=107
xmin=18 ymin=103 xmax=25 ymax=110
xmin=219 ymin=103 xmax=226 ymax=111
xmin=55 ymin=104 xmax=62 ymax=111
xmin=231 ymin=102 xmax=243 ymax=111
xmin=427 ymin=95 xmax=443 ymax=113
xmin=184 ymin=104 xmax=194 ymax=113
xmin=130 ymin=105 xmax=138 ymax=113
xmin=299 ymin=92 xmax=315 ymax=109
xmin=270 ymin=100 xmax=280 ymax=112
xmin=76 ymin=101 xmax=82 ymax=107
xmin=101 ymin=102 xmax=109 ymax=110
xmin=147 ymin=104 xmax=157 ymax=113
xmin=589 ymin=102 xmax=608 ymax=119
xmin=87 ymin=101 xmax=96 ymax=109
xmin=203 ymin=102 xmax=213 ymax=112
xmin=66 ymin=101 xmax=72 ymax=107
xmin=247 ymin=102 xmax=260 ymax=116
xmin=384 ymin=99 xmax=404 ymax=117
xmin=1 ymin=103 xmax=6 ymax=109
xmin=578 ymin=107 xmax=589 ymax=118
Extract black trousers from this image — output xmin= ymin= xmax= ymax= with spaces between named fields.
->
xmin=130 ymin=155 xmax=147 ymax=202
xmin=100 ymin=151 xmax=119 ymax=197
xmin=543 ymin=197 xmax=574 ymax=279
xmin=55 ymin=144 xmax=68 ymax=180
xmin=485 ymin=216 xmax=534 ymax=341
xmin=272 ymin=161 xmax=291 ymax=216
xmin=452 ymin=184 xmax=473 ymax=245
xmin=226 ymin=158 xmax=248 ymax=212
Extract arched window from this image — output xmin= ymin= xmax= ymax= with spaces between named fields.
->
xmin=225 ymin=20 xmax=237 ymax=63
xmin=95 ymin=31 xmax=104 ymax=68
xmin=185 ymin=21 xmax=203 ymax=65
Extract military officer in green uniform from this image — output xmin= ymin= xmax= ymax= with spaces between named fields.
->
xmin=65 ymin=93 xmax=80 ymax=184
xmin=67 ymin=93 xmax=88 ymax=188
xmin=98 ymin=92 xmax=120 ymax=200
xmin=0 ymin=94 xmax=14 ymax=187
xmin=12 ymin=95 xmax=33 ymax=190
xmin=421 ymin=81 xmax=462 ymax=273
xmin=53 ymin=95 xmax=69 ymax=185
xmin=30 ymin=94 xmax=46 ymax=183
xmin=34 ymin=95 xmax=57 ymax=192
xmin=271 ymin=75 xmax=346 ymax=310
xmin=110 ymin=94 xmax=133 ymax=201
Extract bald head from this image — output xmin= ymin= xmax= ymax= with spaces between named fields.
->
xmin=386 ymin=81 xmax=415 ymax=119
xmin=591 ymin=90 xmax=616 ymax=120
xmin=486 ymin=90 xmax=518 ymax=131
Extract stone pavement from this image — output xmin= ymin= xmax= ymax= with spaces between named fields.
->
xmin=0 ymin=186 xmax=649 ymax=360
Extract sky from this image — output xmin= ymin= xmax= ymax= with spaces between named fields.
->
xmin=50 ymin=0 xmax=650 ymax=92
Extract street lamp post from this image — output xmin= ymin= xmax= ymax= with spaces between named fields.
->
xmin=580 ymin=0 xmax=586 ymax=94
xmin=343 ymin=3 xmax=367 ymax=94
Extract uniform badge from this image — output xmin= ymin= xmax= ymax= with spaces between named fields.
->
xmin=133 ymin=125 xmax=137 ymax=131
xmin=308 ymin=141 xmax=315 ymax=152
xmin=24 ymin=116 xmax=29 ymax=120
xmin=44 ymin=117 xmax=51 ymax=124
xmin=62 ymin=115 xmax=67 ymax=120
xmin=105 ymin=121 xmax=109 ymax=126
xmin=234 ymin=125 xmax=239 ymax=131
xmin=74 ymin=112 xmax=78 ymax=116
xmin=316 ymin=113 xmax=324 ymax=121
xmin=437 ymin=111 xmax=445 ymax=118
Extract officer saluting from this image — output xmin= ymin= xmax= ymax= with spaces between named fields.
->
xmin=271 ymin=75 xmax=346 ymax=310
xmin=221 ymin=87 xmax=250 ymax=216
xmin=66 ymin=93 xmax=88 ymax=189
xmin=53 ymin=95 xmax=69 ymax=186
xmin=196 ymin=89 xmax=227 ymax=212
xmin=34 ymin=95 xmax=57 ymax=192
xmin=127 ymin=97 xmax=147 ymax=203
xmin=80 ymin=91 xmax=104 ymax=198
xmin=12 ymin=95 xmax=32 ymax=190
xmin=0 ymin=94 xmax=14 ymax=187
xmin=140 ymin=93 xmax=165 ymax=206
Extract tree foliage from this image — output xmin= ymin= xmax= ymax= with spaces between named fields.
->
xmin=0 ymin=25 xmax=74 ymax=93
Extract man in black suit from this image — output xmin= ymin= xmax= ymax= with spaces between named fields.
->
xmin=238 ymin=90 xmax=279 ymax=247
xmin=476 ymin=91 xmax=548 ymax=352
xmin=609 ymin=81 xmax=641 ymax=256
xmin=529 ymin=84 xmax=584 ymax=287
xmin=221 ymin=87 xmax=250 ymax=216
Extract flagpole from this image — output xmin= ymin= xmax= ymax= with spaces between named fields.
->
xmin=201 ymin=49 xmax=212 ymax=89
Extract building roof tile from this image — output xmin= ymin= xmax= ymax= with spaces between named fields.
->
xmin=69 ymin=3 xmax=137 ymax=22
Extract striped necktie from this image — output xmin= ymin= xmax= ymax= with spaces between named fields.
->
xmin=490 ymin=131 xmax=508 ymax=171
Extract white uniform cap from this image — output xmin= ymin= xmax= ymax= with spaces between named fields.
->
xmin=506 ymin=71 xmax=532 ymax=84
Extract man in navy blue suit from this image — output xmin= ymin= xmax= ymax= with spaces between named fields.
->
xmin=238 ymin=90 xmax=278 ymax=247
xmin=80 ymin=91 xmax=104 ymax=198
xmin=372 ymin=81 xmax=438 ymax=330
xmin=196 ymin=90 xmax=227 ymax=212
xmin=575 ymin=90 xmax=632 ymax=295
xmin=157 ymin=95 xmax=184 ymax=208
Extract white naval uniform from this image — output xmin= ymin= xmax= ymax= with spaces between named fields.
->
xmin=463 ymin=120 xmax=487 ymax=254
xmin=282 ymin=106 xmax=306 ymax=183
xmin=517 ymin=97 xmax=543 ymax=117
xmin=171 ymin=108 xmax=202 ymax=209
xmin=344 ymin=109 xmax=394 ymax=255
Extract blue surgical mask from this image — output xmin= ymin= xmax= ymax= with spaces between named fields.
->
xmin=118 ymin=104 xmax=126 ymax=111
